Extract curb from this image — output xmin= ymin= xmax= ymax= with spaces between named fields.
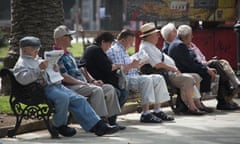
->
xmin=0 ymin=120 xmax=47 ymax=138
xmin=0 ymin=95 xmax=217 ymax=138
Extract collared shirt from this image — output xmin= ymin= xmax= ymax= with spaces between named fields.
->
xmin=189 ymin=42 xmax=206 ymax=63
xmin=106 ymin=41 xmax=139 ymax=77
xmin=53 ymin=45 xmax=87 ymax=83
xmin=139 ymin=40 xmax=177 ymax=68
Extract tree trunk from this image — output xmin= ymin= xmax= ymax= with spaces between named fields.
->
xmin=105 ymin=0 xmax=123 ymax=31
xmin=2 ymin=0 xmax=64 ymax=94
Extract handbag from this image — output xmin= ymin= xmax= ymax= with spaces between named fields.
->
xmin=116 ymin=66 xmax=128 ymax=89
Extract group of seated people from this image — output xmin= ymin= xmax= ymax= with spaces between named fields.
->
xmin=12 ymin=22 xmax=240 ymax=137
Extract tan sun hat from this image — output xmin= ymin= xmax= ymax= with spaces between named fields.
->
xmin=140 ymin=22 xmax=160 ymax=38
xmin=54 ymin=25 xmax=76 ymax=39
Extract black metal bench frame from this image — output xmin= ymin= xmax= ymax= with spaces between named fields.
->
xmin=0 ymin=68 xmax=58 ymax=138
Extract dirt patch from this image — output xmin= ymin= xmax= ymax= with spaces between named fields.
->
xmin=0 ymin=114 xmax=35 ymax=128
xmin=0 ymin=114 xmax=15 ymax=128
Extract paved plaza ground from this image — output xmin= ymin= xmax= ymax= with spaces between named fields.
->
xmin=0 ymin=98 xmax=240 ymax=144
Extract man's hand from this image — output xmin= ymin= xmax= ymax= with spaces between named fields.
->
xmin=92 ymin=80 xmax=103 ymax=86
xmin=39 ymin=60 xmax=48 ymax=70
xmin=131 ymin=59 xmax=140 ymax=68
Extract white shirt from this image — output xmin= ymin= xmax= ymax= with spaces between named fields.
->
xmin=139 ymin=40 xmax=177 ymax=69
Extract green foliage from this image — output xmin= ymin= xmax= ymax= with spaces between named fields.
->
xmin=0 ymin=96 xmax=12 ymax=114
xmin=0 ymin=45 xmax=8 ymax=58
xmin=0 ymin=28 xmax=8 ymax=47
xmin=69 ymin=43 xmax=84 ymax=57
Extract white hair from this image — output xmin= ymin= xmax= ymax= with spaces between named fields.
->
xmin=160 ymin=23 xmax=176 ymax=41
xmin=177 ymin=25 xmax=192 ymax=39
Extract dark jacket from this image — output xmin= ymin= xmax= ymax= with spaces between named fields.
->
xmin=168 ymin=38 xmax=211 ymax=92
xmin=81 ymin=45 xmax=119 ymax=88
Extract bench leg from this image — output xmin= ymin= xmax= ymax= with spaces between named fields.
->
xmin=7 ymin=115 xmax=23 ymax=137
xmin=169 ymin=92 xmax=188 ymax=114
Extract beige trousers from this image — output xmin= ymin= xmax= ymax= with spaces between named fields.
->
xmin=68 ymin=84 xmax=121 ymax=117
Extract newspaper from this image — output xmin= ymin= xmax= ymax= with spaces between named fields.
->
xmin=44 ymin=50 xmax=64 ymax=84
xmin=130 ymin=50 xmax=149 ymax=64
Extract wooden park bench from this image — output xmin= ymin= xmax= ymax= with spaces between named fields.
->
xmin=0 ymin=68 xmax=58 ymax=138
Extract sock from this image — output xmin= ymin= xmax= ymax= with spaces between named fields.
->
xmin=154 ymin=108 xmax=162 ymax=113
xmin=142 ymin=110 xmax=151 ymax=115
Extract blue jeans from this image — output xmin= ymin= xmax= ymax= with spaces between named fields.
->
xmin=44 ymin=84 xmax=100 ymax=131
xmin=115 ymin=88 xmax=129 ymax=108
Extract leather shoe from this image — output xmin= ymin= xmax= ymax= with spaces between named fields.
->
xmin=217 ymin=102 xmax=238 ymax=110
xmin=93 ymin=120 xmax=119 ymax=136
xmin=183 ymin=109 xmax=206 ymax=115
xmin=230 ymin=101 xmax=240 ymax=109
xmin=53 ymin=125 xmax=76 ymax=137
xmin=95 ymin=125 xmax=119 ymax=136
xmin=199 ymin=107 xmax=214 ymax=113
xmin=140 ymin=113 xmax=162 ymax=123
xmin=115 ymin=124 xmax=126 ymax=130
xmin=152 ymin=111 xmax=174 ymax=121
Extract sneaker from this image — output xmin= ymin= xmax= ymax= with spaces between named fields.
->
xmin=54 ymin=125 xmax=76 ymax=137
xmin=152 ymin=111 xmax=174 ymax=121
xmin=140 ymin=113 xmax=162 ymax=123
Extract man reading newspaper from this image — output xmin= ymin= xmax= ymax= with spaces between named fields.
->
xmin=44 ymin=50 xmax=64 ymax=84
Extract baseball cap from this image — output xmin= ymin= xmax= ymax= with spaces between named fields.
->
xmin=54 ymin=25 xmax=76 ymax=39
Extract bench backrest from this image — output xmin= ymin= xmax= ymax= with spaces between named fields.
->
xmin=0 ymin=68 xmax=47 ymax=105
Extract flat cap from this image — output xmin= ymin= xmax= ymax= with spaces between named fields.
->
xmin=19 ymin=36 xmax=41 ymax=48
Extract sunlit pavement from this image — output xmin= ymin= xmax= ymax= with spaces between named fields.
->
xmin=1 ymin=98 xmax=240 ymax=144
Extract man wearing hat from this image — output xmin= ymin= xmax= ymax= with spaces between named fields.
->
xmin=13 ymin=36 xmax=119 ymax=137
xmin=53 ymin=25 xmax=125 ymax=130
xmin=139 ymin=23 xmax=211 ymax=115
xmin=107 ymin=29 xmax=174 ymax=123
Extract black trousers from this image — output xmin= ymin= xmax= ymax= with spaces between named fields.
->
xmin=198 ymin=71 xmax=212 ymax=93
xmin=208 ymin=60 xmax=233 ymax=104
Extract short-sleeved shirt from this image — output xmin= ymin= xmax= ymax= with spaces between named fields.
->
xmin=106 ymin=41 xmax=138 ymax=77
xmin=53 ymin=45 xmax=87 ymax=83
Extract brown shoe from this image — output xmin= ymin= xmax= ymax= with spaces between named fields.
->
xmin=183 ymin=109 xmax=206 ymax=115
xmin=199 ymin=107 xmax=214 ymax=113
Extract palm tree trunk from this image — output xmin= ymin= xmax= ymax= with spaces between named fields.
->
xmin=2 ymin=0 xmax=64 ymax=94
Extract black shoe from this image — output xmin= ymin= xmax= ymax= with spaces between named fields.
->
xmin=111 ymin=123 xmax=127 ymax=130
xmin=152 ymin=111 xmax=174 ymax=121
xmin=93 ymin=120 xmax=119 ymax=136
xmin=216 ymin=102 xmax=238 ymax=110
xmin=230 ymin=102 xmax=240 ymax=109
xmin=183 ymin=109 xmax=206 ymax=115
xmin=54 ymin=125 xmax=76 ymax=137
xmin=140 ymin=113 xmax=162 ymax=123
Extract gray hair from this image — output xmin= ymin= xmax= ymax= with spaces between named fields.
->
xmin=177 ymin=25 xmax=192 ymax=39
xmin=160 ymin=23 xmax=176 ymax=41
